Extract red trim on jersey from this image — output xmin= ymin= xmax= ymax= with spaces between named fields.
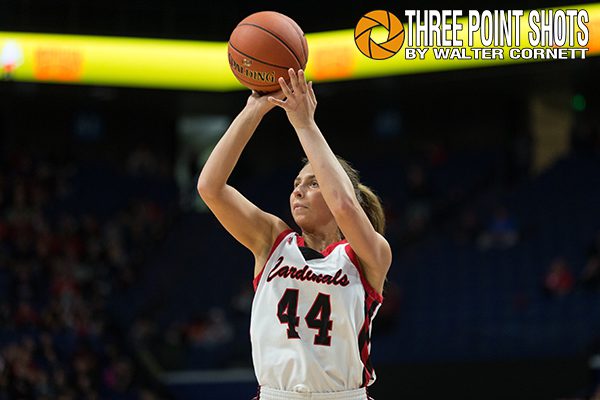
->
xmin=358 ymin=294 xmax=380 ymax=387
xmin=344 ymin=245 xmax=384 ymax=304
xmin=253 ymin=229 xmax=295 ymax=291
xmin=322 ymin=239 xmax=348 ymax=257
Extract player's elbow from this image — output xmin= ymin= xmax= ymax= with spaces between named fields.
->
xmin=331 ymin=195 xmax=361 ymax=219
xmin=196 ymin=174 xmax=218 ymax=200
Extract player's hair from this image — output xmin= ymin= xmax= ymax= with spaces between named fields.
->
xmin=302 ymin=156 xmax=386 ymax=235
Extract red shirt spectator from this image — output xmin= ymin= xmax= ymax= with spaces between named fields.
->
xmin=543 ymin=257 xmax=574 ymax=296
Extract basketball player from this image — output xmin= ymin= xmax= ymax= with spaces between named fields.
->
xmin=197 ymin=68 xmax=392 ymax=400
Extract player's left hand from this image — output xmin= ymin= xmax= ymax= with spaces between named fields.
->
xmin=268 ymin=68 xmax=317 ymax=130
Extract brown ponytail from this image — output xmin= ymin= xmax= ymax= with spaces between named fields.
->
xmin=356 ymin=182 xmax=386 ymax=235
xmin=302 ymin=156 xmax=386 ymax=235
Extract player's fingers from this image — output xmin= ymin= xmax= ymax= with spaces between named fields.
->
xmin=267 ymin=96 xmax=287 ymax=108
xmin=278 ymin=77 xmax=293 ymax=97
xmin=298 ymin=70 xmax=308 ymax=93
xmin=288 ymin=68 xmax=299 ymax=94
xmin=270 ymin=89 xmax=286 ymax=100
xmin=308 ymin=81 xmax=316 ymax=103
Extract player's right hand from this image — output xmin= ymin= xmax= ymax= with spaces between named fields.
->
xmin=246 ymin=89 xmax=285 ymax=117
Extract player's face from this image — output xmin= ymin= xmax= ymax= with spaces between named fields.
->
xmin=290 ymin=164 xmax=336 ymax=231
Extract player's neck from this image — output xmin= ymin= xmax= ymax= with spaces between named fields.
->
xmin=301 ymin=230 xmax=343 ymax=252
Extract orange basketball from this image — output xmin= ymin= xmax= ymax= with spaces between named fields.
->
xmin=227 ymin=11 xmax=309 ymax=93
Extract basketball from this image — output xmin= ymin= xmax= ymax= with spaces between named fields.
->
xmin=227 ymin=11 xmax=309 ymax=93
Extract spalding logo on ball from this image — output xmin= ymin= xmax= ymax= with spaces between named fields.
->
xmin=228 ymin=11 xmax=308 ymax=93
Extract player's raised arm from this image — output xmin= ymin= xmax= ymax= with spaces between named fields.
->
xmin=268 ymin=69 xmax=392 ymax=294
xmin=197 ymin=91 xmax=289 ymax=266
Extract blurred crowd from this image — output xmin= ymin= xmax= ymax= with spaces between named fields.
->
xmin=0 ymin=107 xmax=597 ymax=399
xmin=543 ymin=232 xmax=600 ymax=298
xmin=0 ymin=153 xmax=169 ymax=399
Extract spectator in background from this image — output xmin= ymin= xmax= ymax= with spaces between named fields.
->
xmin=404 ymin=164 xmax=433 ymax=237
xmin=127 ymin=145 xmax=159 ymax=177
xmin=586 ymin=335 xmax=600 ymax=400
xmin=454 ymin=207 xmax=482 ymax=245
xmin=153 ymin=321 xmax=185 ymax=370
xmin=201 ymin=307 xmax=234 ymax=347
xmin=580 ymin=231 xmax=600 ymax=291
xmin=424 ymin=140 xmax=448 ymax=168
xmin=231 ymin=283 xmax=253 ymax=317
xmin=543 ymin=257 xmax=575 ymax=297
xmin=373 ymin=280 xmax=401 ymax=334
xmin=570 ymin=115 xmax=600 ymax=156
xmin=478 ymin=205 xmax=519 ymax=250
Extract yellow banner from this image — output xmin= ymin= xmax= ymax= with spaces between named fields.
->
xmin=0 ymin=3 xmax=598 ymax=91
xmin=0 ymin=33 xmax=234 ymax=90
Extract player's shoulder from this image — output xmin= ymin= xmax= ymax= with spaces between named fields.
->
xmin=262 ymin=222 xmax=295 ymax=257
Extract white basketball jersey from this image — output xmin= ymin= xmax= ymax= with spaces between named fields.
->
xmin=251 ymin=230 xmax=383 ymax=393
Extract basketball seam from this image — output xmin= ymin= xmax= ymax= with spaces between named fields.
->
xmin=228 ymin=42 xmax=294 ymax=70
xmin=237 ymin=23 xmax=303 ymax=68
xmin=281 ymin=15 xmax=308 ymax=63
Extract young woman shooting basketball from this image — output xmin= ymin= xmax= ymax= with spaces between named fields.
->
xmin=197 ymin=68 xmax=392 ymax=400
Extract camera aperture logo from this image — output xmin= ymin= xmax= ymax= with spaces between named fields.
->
xmin=355 ymin=10 xmax=405 ymax=59
xmin=355 ymin=9 xmax=590 ymax=61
